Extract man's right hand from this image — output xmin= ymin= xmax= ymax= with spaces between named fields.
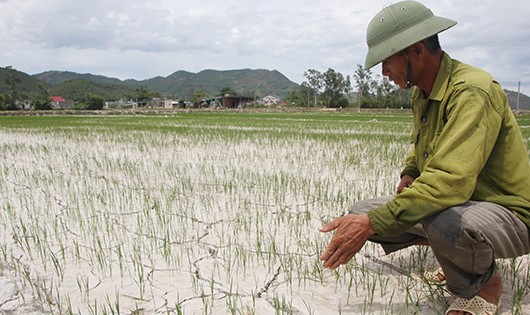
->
xmin=396 ymin=174 xmax=415 ymax=194
xmin=319 ymin=213 xmax=375 ymax=269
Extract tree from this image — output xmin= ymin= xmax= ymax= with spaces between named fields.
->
xmin=321 ymin=68 xmax=352 ymax=108
xmin=285 ymin=90 xmax=304 ymax=107
xmin=33 ymin=84 xmax=52 ymax=110
xmin=374 ymin=75 xmax=397 ymax=108
xmin=220 ymin=87 xmax=238 ymax=96
xmin=387 ymin=88 xmax=412 ymax=109
xmin=191 ymin=90 xmax=209 ymax=107
xmin=0 ymin=93 xmax=14 ymax=110
xmin=299 ymin=82 xmax=313 ymax=107
xmin=79 ymin=94 xmax=105 ymax=110
xmin=302 ymin=69 xmax=323 ymax=107
xmin=353 ymin=64 xmax=373 ymax=108
xmin=3 ymin=66 xmax=21 ymax=109
xmin=300 ymin=68 xmax=353 ymax=108
xmin=130 ymin=85 xmax=155 ymax=101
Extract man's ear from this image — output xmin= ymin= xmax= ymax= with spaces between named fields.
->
xmin=411 ymin=42 xmax=425 ymax=61
xmin=413 ymin=42 xmax=423 ymax=56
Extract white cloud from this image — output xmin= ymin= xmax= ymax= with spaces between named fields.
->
xmin=0 ymin=0 xmax=530 ymax=94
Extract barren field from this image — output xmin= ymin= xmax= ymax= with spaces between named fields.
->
xmin=0 ymin=111 xmax=529 ymax=314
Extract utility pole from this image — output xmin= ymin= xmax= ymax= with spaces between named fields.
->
xmin=517 ymin=81 xmax=521 ymax=113
xmin=358 ymin=88 xmax=362 ymax=110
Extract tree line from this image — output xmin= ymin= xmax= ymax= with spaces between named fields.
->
xmin=285 ymin=65 xmax=411 ymax=109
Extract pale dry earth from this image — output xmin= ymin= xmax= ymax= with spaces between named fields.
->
xmin=0 ymin=115 xmax=529 ymax=314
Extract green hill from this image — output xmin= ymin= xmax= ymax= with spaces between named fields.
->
xmin=0 ymin=67 xmax=48 ymax=97
xmin=47 ymin=78 xmax=135 ymax=101
xmin=158 ymin=69 xmax=300 ymax=98
xmin=0 ymin=68 xmax=137 ymax=101
xmin=34 ymin=70 xmax=125 ymax=86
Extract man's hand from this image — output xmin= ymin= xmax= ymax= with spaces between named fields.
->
xmin=319 ymin=213 xmax=376 ymax=269
xmin=396 ymin=174 xmax=415 ymax=194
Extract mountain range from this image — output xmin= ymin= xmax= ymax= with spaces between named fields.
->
xmin=0 ymin=67 xmax=300 ymax=101
xmin=34 ymin=68 xmax=301 ymax=100
xmin=1 ymin=66 xmax=530 ymax=110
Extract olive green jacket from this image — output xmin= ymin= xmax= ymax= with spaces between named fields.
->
xmin=368 ymin=52 xmax=530 ymax=237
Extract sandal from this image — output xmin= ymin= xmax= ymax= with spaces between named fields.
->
xmin=423 ymin=267 xmax=446 ymax=286
xmin=445 ymin=295 xmax=501 ymax=315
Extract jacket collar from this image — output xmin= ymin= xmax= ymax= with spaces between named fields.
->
xmin=429 ymin=52 xmax=452 ymax=101
xmin=412 ymin=51 xmax=452 ymax=102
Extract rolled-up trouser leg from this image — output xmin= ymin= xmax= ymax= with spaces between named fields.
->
xmin=423 ymin=201 xmax=530 ymax=298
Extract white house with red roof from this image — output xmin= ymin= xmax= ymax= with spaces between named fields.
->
xmin=49 ymin=96 xmax=74 ymax=109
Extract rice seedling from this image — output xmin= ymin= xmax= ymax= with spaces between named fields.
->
xmin=0 ymin=110 xmax=528 ymax=314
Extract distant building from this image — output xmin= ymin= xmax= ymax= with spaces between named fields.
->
xmin=151 ymin=98 xmax=164 ymax=108
xmin=160 ymin=99 xmax=182 ymax=109
xmin=49 ymin=96 xmax=65 ymax=105
xmin=16 ymin=100 xmax=32 ymax=110
xmin=49 ymin=96 xmax=74 ymax=109
xmin=222 ymin=95 xmax=255 ymax=108
xmin=262 ymin=95 xmax=281 ymax=106
xmin=163 ymin=100 xmax=173 ymax=109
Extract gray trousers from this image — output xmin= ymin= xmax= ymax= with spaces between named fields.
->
xmin=350 ymin=196 xmax=530 ymax=299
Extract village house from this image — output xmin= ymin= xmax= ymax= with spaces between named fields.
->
xmin=15 ymin=100 xmax=32 ymax=110
xmin=262 ymin=95 xmax=282 ymax=107
xmin=49 ymin=96 xmax=74 ymax=109
xmin=49 ymin=96 xmax=64 ymax=106
xmin=222 ymin=95 xmax=255 ymax=108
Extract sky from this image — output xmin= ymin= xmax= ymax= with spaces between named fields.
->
xmin=1 ymin=0 xmax=530 ymax=95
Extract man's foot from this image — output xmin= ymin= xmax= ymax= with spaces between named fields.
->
xmin=446 ymin=272 xmax=502 ymax=315
xmin=424 ymin=267 xmax=446 ymax=286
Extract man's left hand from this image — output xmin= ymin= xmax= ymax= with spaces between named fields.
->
xmin=319 ymin=213 xmax=376 ymax=269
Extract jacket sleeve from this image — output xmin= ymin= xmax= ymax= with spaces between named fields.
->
xmin=401 ymin=149 xmax=420 ymax=179
xmin=368 ymin=86 xmax=502 ymax=236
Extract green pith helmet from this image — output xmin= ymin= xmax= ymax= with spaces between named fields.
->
xmin=364 ymin=1 xmax=457 ymax=69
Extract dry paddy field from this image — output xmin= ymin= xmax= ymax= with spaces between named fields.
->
xmin=0 ymin=110 xmax=529 ymax=314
